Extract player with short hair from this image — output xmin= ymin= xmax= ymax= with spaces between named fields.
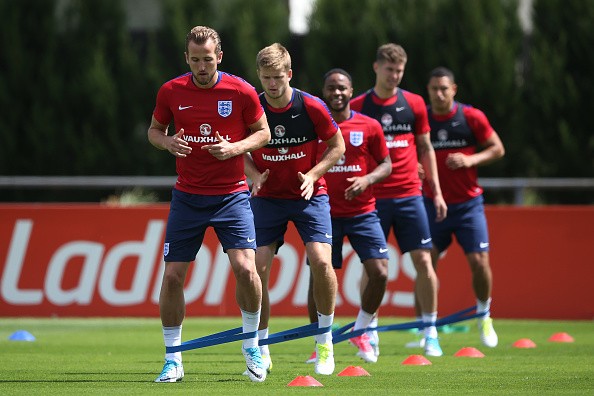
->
xmin=425 ymin=66 xmax=504 ymax=348
xmin=244 ymin=43 xmax=345 ymax=376
xmin=351 ymin=43 xmax=447 ymax=357
xmin=305 ymin=68 xmax=391 ymax=364
xmin=148 ymin=25 xmax=271 ymax=383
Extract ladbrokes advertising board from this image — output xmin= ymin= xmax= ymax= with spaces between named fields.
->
xmin=1 ymin=204 xmax=592 ymax=319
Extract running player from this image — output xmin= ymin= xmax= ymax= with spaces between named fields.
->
xmin=244 ymin=43 xmax=345 ymax=376
xmin=351 ymin=43 xmax=447 ymax=357
xmin=305 ymin=68 xmax=391 ymax=364
xmin=425 ymin=66 xmax=504 ymax=347
xmin=148 ymin=25 xmax=271 ymax=383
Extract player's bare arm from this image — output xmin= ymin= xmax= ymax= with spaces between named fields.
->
xmin=416 ymin=132 xmax=447 ymax=222
xmin=344 ymin=155 xmax=391 ymax=201
xmin=202 ymin=114 xmax=271 ymax=160
xmin=446 ymin=131 xmax=505 ymax=170
xmin=147 ymin=116 xmax=192 ymax=158
xmin=299 ymin=129 xmax=345 ymax=200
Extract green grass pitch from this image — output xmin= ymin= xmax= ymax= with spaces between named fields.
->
xmin=1 ymin=317 xmax=593 ymax=395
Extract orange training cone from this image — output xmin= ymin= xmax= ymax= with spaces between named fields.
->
xmin=402 ymin=355 xmax=432 ymax=365
xmin=287 ymin=375 xmax=324 ymax=387
xmin=513 ymin=338 xmax=537 ymax=348
xmin=548 ymin=332 xmax=574 ymax=343
xmin=454 ymin=347 xmax=485 ymax=357
xmin=337 ymin=366 xmax=371 ymax=376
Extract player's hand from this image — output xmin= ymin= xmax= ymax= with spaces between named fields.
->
xmin=250 ymin=169 xmax=270 ymax=196
xmin=434 ymin=195 xmax=447 ymax=222
xmin=168 ymin=128 xmax=192 ymax=157
xmin=446 ymin=152 xmax=473 ymax=169
xmin=298 ymin=172 xmax=315 ymax=200
xmin=417 ymin=162 xmax=426 ymax=180
xmin=202 ymin=131 xmax=236 ymax=160
xmin=344 ymin=176 xmax=369 ymax=200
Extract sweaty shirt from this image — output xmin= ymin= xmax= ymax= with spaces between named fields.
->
xmin=351 ymin=88 xmax=430 ymax=199
xmin=318 ymin=111 xmax=389 ymax=218
xmin=424 ymin=102 xmax=494 ymax=204
xmin=251 ymin=89 xmax=339 ymax=199
xmin=153 ymin=72 xmax=264 ymax=195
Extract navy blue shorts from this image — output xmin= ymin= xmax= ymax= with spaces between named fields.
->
xmin=331 ymin=211 xmax=389 ymax=269
xmin=376 ymin=195 xmax=433 ymax=253
xmin=250 ymin=195 xmax=332 ymax=250
xmin=163 ymin=189 xmax=256 ymax=262
xmin=424 ymin=195 xmax=490 ymax=254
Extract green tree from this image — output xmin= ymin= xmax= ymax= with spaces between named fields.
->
xmin=0 ymin=0 xmax=62 ymax=175
xmin=212 ymin=0 xmax=290 ymax=84
xmin=415 ymin=0 xmax=523 ymax=179
xmin=522 ymin=0 xmax=594 ymax=178
xmin=56 ymin=0 xmax=147 ymax=175
xmin=304 ymin=0 xmax=521 ymax=180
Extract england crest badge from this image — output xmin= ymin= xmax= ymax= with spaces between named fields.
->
xmin=218 ymin=100 xmax=232 ymax=117
xmin=350 ymin=131 xmax=363 ymax=147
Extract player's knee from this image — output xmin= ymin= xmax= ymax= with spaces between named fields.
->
xmin=374 ymin=267 xmax=388 ymax=285
xmin=233 ymin=264 xmax=258 ymax=284
xmin=162 ymin=270 xmax=185 ymax=290
xmin=468 ymin=252 xmax=490 ymax=272
xmin=309 ymin=259 xmax=332 ymax=273
xmin=366 ymin=261 xmax=388 ymax=285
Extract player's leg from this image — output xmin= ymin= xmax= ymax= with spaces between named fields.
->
xmin=248 ymin=196 xmax=290 ymax=371
xmin=159 ymin=262 xmax=191 ymax=327
xmin=404 ymin=197 xmax=451 ymax=349
xmin=156 ymin=261 xmax=190 ymax=382
xmin=349 ymin=258 xmax=387 ymax=363
xmin=396 ymin=196 xmax=442 ymax=357
xmin=305 ymin=217 xmax=342 ymax=363
xmin=307 ymin=268 xmax=319 ymax=324
xmin=254 ymin=243 xmax=276 ymax=370
xmin=360 ymin=258 xmax=388 ymax=316
xmin=467 ymin=251 xmax=497 ymax=347
xmin=253 ymin=244 xmax=275 ymax=328
xmin=349 ymin=212 xmax=388 ymax=318
xmin=306 ymin=241 xmax=337 ymax=375
xmin=294 ymin=194 xmax=336 ymax=375
xmin=304 ymin=269 xmax=318 ymax=363
xmin=215 ymin=191 xmax=266 ymax=382
xmin=467 ymin=251 xmax=493 ymax=308
xmin=409 ymin=248 xmax=442 ymax=356
xmin=368 ymin=199 xmax=396 ymax=356
xmin=456 ymin=196 xmax=497 ymax=347
xmin=227 ymin=247 xmax=266 ymax=382
xmin=406 ymin=282 xmax=425 ymax=348
xmin=156 ymin=189 xmax=205 ymax=383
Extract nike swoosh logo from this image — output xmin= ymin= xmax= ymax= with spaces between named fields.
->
xmin=325 ymin=233 xmax=332 ymax=238
xmin=421 ymin=238 xmax=432 ymax=244
xmin=178 ymin=105 xmax=193 ymax=110
xmin=479 ymin=242 xmax=489 ymax=248
xmin=396 ymin=106 xmax=405 ymax=112
xmin=247 ymin=367 xmax=262 ymax=380
xmin=451 ymin=121 xmax=461 ymax=127
xmin=291 ymin=114 xmax=300 ymax=119
xmin=247 ymin=237 xmax=256 ymax=243
xmin=379 ymin=248 xmax=388 ymax=253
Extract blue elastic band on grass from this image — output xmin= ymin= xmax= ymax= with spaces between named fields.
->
xmin=166 ymin=323 xmax=332 ymax=352
xmin=167 ymin=305 xmax=486 ymax=351
xmin=261 ymin=323 xmax=331 ymax=346
xmin=332 ymin=305 xmax=487 ymax=344
xmin=166 ymin=328 xmax=256 ymax=353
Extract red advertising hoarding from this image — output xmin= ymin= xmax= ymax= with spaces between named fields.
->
xmin=1 ymin=204 xmax=592 ymax=319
